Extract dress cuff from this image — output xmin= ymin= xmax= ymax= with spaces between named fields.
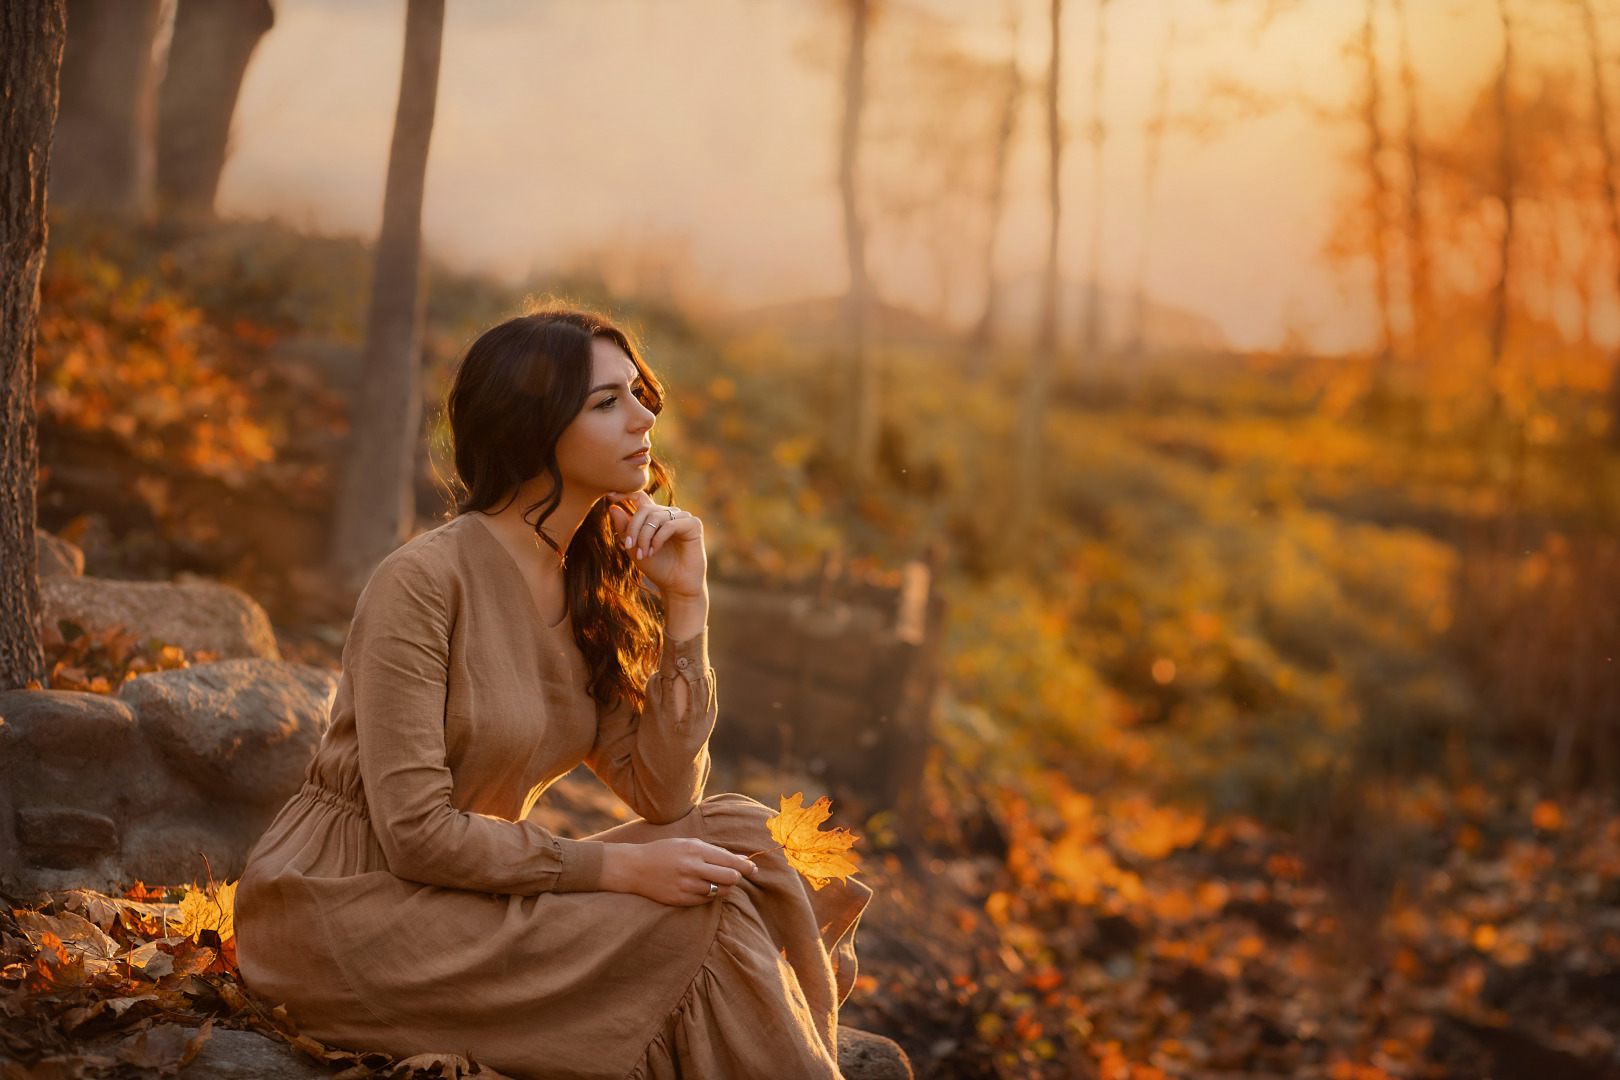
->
xmin=658 ymin=627 xmax=710 ymax=683
xmin=552 ymin=837 xmax=606 ymax=892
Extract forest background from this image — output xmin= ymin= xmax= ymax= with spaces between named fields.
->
xmin=5 ymin=0 xmax=1620 ymax=1078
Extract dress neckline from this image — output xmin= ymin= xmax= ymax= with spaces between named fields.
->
xmin=460 ymin=512 xmax=571 ymax=632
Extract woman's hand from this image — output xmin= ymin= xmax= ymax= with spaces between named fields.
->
xmin=600 ymin=838 xmax=758 ymax=906
xmin=606 ymin=490 xmax=706 ymax=600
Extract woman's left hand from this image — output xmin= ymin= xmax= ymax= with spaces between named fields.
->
xmin=606 ymin=490 xmax=706 ymax=599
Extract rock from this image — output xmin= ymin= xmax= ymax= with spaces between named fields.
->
xmin=0 ymin=689 xmax=138 ymax=765
xmin=178 ymin=1028 xmax=335 ymax=1080
xmin=36 ymin=527 xmax=84 ymax=578
xmin=837 ymin=1027 xmax=914 ymax=1080
xmin=15 ymin=807 xmax=118 ymax=865
xmin=40 ymin=575 xmax=281 ymax=660
xmin=119 ymin=659 xmax=336 ymax=806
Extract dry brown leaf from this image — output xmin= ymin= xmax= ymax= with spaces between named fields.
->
xmin=13 ymin=913 xmax=118 ymax=972
xmin=765 ymin=793 xmax=862 ymax=891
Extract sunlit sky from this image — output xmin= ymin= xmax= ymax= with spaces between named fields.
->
xmin=217 ymin=0 xmax=1535 ymax=353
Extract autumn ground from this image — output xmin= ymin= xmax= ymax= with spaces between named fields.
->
xmin=9 ymin=215 xmax=1620 ymax=1079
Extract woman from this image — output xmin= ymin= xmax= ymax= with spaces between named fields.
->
xmin=233 ymin=307 xmax=870 ymax=1079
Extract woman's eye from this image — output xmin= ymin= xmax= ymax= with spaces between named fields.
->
xmin=595 ymin=395 xmax=617 ymax=410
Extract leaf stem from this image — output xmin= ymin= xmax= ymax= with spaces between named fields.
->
xmin=746 ymin=843 xmax=784 ymax=860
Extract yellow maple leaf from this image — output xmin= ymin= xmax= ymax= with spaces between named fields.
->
xmin=175 ymin=880 xmax=236 ymax=943
xmin=766 ymin=793 xmax=862 ymax=891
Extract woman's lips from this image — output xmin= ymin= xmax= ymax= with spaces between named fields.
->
xmin=624 ymin=449 xmax=650 ymax=464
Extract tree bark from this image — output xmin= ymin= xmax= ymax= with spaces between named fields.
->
xmin=0 ymin=0 xmax=67 ymax=690
xmin=155 ymin=0 xmax=275 ymax=213
xmin=840 ymin=0 xmax=876 ymax=483
xmin=49 ymin=0 xmax=162 ymax=213
xmin=329 ymin=0 xmax=444 ymax=589
xmin=1015 ymin=0 xmax=1063 ymax=533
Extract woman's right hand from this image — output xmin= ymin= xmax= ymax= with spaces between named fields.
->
xmin=600 ymin=838 xmax=758 ymax=906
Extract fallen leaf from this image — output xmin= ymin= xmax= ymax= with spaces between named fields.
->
xmin=175 ymin=881 xmax=236 ymax=943
xmin=14 ymin=912 xmax=118 ymax=971
xmin=765 ymin=793 xmax=862 ymax=891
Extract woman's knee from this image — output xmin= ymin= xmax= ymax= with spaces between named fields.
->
xmin=698 ymin=792 xmax=775 ymax=848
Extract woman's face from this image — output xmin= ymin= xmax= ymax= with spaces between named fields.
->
xmin=554 ymin=336 xmax=657 ymax=497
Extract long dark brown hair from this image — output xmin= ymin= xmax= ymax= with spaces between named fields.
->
xmin=446 ymin=304 xmax=671 ymax=713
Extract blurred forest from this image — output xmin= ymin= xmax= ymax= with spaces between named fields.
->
xmin=9 ymin=0 xmax=1620 ymax=1078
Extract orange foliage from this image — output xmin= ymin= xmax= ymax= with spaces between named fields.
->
xmin=34 ymin=251 xmax=281 ymax=486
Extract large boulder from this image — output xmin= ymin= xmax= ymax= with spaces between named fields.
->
xmin=36 ymin=527 xmax=85 ymax=579
xmin=0 ymin=658 xmax=337 ymax=895
xmin=119 ymin=659 xmax=336 ymax=806
xmin=40 ymin=576 xmax=281 ymax=659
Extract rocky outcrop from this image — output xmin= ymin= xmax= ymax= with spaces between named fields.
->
xmin=40 ymin=575 xmax=281 ymax=659
xmin=36 ymin=527 xmax=85 ymax=579
xmin=0 ymin=659 xmax=335 ymax=895
xmin=119 ymin=660 xmax=337 ymax=806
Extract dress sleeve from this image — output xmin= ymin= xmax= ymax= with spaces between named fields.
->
xmin=584 ymin=628 xmax=717 ymax=826
xmin=350 ymin=551 xmax=606 ymax=894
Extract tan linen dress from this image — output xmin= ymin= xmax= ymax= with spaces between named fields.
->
xmin=233 ymin=511 xmax=871 ymax=1080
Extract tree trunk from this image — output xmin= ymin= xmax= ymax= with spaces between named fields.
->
xmin=1128 ymin=18 xmax=1175 ymax=358
xmin=1015 ymin=0 xmax=1063 ymax=533
xmin=1079 ymin=0 xmax=1109 ymax=379
xmin=1579 ymin=0 xmax=1620 ymax=448
xmin=1487 ymin=0 xmax=1515 ymax=424
xmin=155 ymin=0 xmax=275 ymax=213
xmin=0 ymin=0 xmax=67 ymax=690
xmin=1393 ymin=0 xmax=1430 ymax=357
xmin=50 ymin=0 xmax=162 ymax=214
xmin=329 ymin=0 xmax=444 ymax=589
xmin=1362 ymin=0 xmax=1395 ymax=380
xmin=964 ymin=28 xmax=1021 ymax=382
xmin=840 ymin=0 xmax=876 ymax=483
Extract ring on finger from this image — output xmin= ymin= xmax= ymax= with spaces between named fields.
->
xmin=707 ymin=882 xmax=718 ymax=899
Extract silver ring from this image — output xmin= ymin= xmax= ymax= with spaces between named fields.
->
xmin=707 ymin=882 xmax=718 ymax=898
xmin=666 ymin=508 xmax=676 ymax=519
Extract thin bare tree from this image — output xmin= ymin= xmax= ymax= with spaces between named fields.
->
xmin=155 ymin=0 xmax=276 ymax=213
xmin=1361 ymin=0 xmax=1396 ymax=379
xmin=1 ymin=0 xmax=68 ymax=689
xmin=1487 ymin=0 xmax=1516 ymax=422
xmin=965 ymin=3 xmax=1022 ymax=381
xmin=1579 ymin=0 xmax=1620 ymax=447
xmin=1129 ymin=17 xmax=1176 ymax=357
xmin=840 ymin=0 xmax=877 ymax=483
xmin=1016 ymin=0 xmax=1065 ymax=531
xmin=330 ymin=0 xmax=444 ymax=588
xmin=1393 ymin=0 xmax=1430 ymax=355
xmin=1079 ymin=0 xmax=1111 ymax=375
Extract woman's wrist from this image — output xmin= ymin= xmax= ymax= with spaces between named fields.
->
xmin=662 ymin=585 xmax=709 ymax=643
xmin=599 ymin=842 xmax=643 ymax=894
